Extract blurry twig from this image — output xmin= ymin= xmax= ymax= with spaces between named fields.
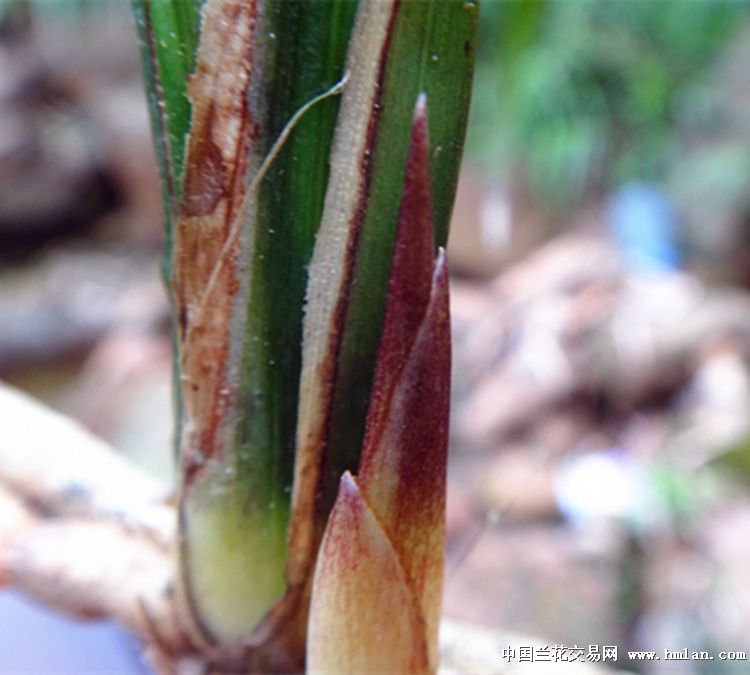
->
xmin=0 ymin=383 xmax=587 ymax=674
xmin=0 ymin=383 xmax=197 ymax=672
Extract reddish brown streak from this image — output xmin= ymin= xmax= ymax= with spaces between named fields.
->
xmin=180 ymin=104 xmax=227 ymax=218
xmin=171 ymin=0 xmax=258 ymax=472
xmin=359 ymin=95 xmax=434 ymax=460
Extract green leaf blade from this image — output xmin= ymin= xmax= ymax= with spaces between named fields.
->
xmin=132 ymin=0 xmax=202 ymax=221
xmin=162 ymin=0 xmax=354 ymax=663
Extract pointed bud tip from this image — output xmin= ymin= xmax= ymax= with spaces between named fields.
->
xmin=434 ymin=247 xmax=447 ymax=279
xmin=405 ymin=90 xmax=430 ymax=190
xmin=339 ymin=470 xmax=358 ymax=498
xmin=414 ymin=92 xmax=427 ymax=121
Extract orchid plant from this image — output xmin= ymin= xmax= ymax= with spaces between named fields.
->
xmin=132 ymin=0 xmax=477 ymax=671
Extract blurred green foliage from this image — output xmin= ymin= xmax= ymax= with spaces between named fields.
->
xmin=468 ymin=0 xmax=750 ymax=207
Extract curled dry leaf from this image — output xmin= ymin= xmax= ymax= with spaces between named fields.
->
xmin=172 ymin=0 xmax=266 ymax=650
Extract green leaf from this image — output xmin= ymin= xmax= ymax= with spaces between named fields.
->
xmin=159 ymin=0 xmax=354 ymax=663
xmin=131 ymin=0 xmax=202 ymax=229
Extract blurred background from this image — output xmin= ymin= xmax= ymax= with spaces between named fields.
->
xmin=3 ymin=0 xmax=750 ymax=672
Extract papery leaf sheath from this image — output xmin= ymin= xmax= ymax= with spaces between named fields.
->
xmin=307 ymin=473 xmax=429 ymax=675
